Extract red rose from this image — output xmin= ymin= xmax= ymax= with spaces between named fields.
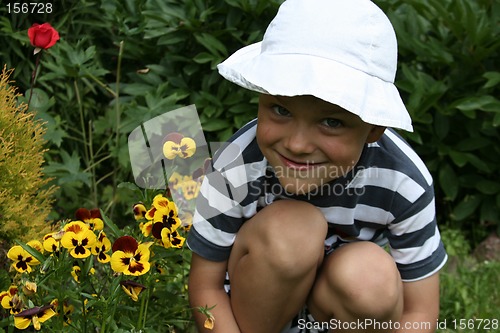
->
xmin=27 ymin=23 xmax=59 ymax=50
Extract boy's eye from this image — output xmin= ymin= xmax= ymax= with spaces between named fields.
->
xmin=271 ymin=105 xmax=290 ymax=117
xmin=322 ymin=118 xmax=342 ymax=128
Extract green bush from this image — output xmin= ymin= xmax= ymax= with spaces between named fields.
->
xmin=378 ymin=0 xmax=500 ymax=244
xmin=0 ymin=0 xmax=281 ymax=225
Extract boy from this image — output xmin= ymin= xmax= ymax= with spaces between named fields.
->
xmin=187 ymin=0 xmax=448 ymax=332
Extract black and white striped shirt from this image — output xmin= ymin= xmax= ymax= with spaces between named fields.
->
xmin=187 ymin=119 xmax=447 ymax=281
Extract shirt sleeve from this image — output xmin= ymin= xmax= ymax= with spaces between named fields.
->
xmin=386 ymin=183 xmax=448 ymax=281
xmin=186 ymin=166 xmax=248 ymax=261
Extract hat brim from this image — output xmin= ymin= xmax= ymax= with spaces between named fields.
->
xmin=218 ymin=42 xmax=413 ymax=132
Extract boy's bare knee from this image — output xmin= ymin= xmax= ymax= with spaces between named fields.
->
xmin=312 ymin=242 xmax=403 ymax=321
xmin=238 ymin=200 xmax=327 ymax=276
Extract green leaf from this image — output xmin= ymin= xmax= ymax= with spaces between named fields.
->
xmin=483 ymin=72 xmax=500 ymax=89
xmin=480 ymin=199 xmax=499 ymax=224
xmin=193 ymin=52 xmax=215 ymax=64
xmin=448 ymin=151 xmax=490 ymax=172
xmin=452 ymin=195 xmax=481 ymax=221
xmin=202 ymin=118 xmax=230 ymax=132
xmin=455 ymin=96 xmax=500 ymax=113
xmin=494 ymin=113 xmax=500 ymax=127
xmin=17 ymin=241 xmax=46 ymax=265
xmin=117 ymin=181 xmax=141 ymax=193
xmin=434 ymin=112 xmax=449 ymax=140
xmin=439 ymin=163 xmax=458 ymax=200
xmin=194 ymin=33 xmax=228 ymax=56
xmin=448 ymin=151 xmax=468 ymax=167
xmin=24 ymin=88 xmax=53 ymax=113
xmin=121 ymin=83 xmax=154 ymax=96
xmin=100 ymin=209 xmax=122 ymax=239
xmin=476 ymin=180 xmax=500 ymax=195
xmin=456 ymin=137 xmax=490 ymax=152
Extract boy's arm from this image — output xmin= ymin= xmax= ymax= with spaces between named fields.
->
xmin=188 ymin=253 xmax=241 ymax=333
xmin=397 ymin=272 xmax=440 ymax=333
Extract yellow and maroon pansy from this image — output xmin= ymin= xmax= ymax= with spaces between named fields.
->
xmin=111 ymin=236 xmax=153 ymax=276
xmin=133 ymin=203 xmax=147 ymax=221
xmin=160 ymin=229 xmax=185 ymax=249
xmin=181 ymin=177 xmax=201 ymax=200
xmin=180 ymin=212 xmax=193 ymax=230
xmin=14 ymin=304 xmax=57 ymax=330
xmin=27 ymin=240 xmax=44 ymax=254
xmin=7 ymin=244 xmax=41 ymax=273
xmin=150 ymin=194 xmax=181 ymax=230
xmin=140 ymin=220 xmax=153 ymax=237
xmin=42 ymin=231 xmax=64 ymax=255
xmin=120 ymin=280 xmax=147 ymax=302
xmin=162 ymin=132 xmax=197 ymax=160
xmin=75 ymin=208 xmax=104 ymax=230
xmin=61 ymin=221 xmax=97 ymax=259
xmin=1 ymin=286 xmax=23 ymax=314
xmin=71 ymin=263 xmax=95 ymax=283
xmin=71 ymin=264 xmax=81 ymax=283
xmin=91 ymin=231 xmax=111 ymax=263
xmin=168 ymin=171 xmax=183 ymax=190
xmin=62 ymin=302 xmax=75 ymax=325
xmin=0 ymin=285 xmax=18 ymax=310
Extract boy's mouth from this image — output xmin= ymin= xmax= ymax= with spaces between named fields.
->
xmin=279 ymin=154 xmax=323 ymax=170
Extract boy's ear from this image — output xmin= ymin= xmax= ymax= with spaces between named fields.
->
xmin=366 ymin=126 xmax=386 ymax=143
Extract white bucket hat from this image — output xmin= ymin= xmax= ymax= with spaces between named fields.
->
xmin=217 ymin=0 xmax=413 ymax=131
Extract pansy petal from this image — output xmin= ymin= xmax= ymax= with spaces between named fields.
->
xmin=64 ymin=221 xmax=90 ymax=233
xmin=127 ymin=261 xmax=150 ymax=276
xmin=140 ymin=221 xmax=153 ymax=237
xmin=27 ymin=240 xmax=44 ymax=253
xmin=60 ymin=232 xmax=77 ymax=249
xmin=133 ymin=203 xmax=147 ymax=220
xmin=152 ymin=194 xmax=170 ymax=209
xmin=110 ymin=251 xmax=131 ymax=273
xmin=163 ymin=141 xmax=181 ymax=160
xmin=38 ymin=306 xmax=57 ymax=322
xmin=179 ymin=137 xmax=196 ymax=158
xmin=14 ymin=316 xmax=31 ymax=329
xmin=112 ymin=236 xmax=138 ymax=253
xmin=163 ymin=132 xmax=183 ymax=144
xmin=75 ymin=208 xmax=91 ymax=221
xmin=88 ymin=218 xmax=104 ymax=230
xmin=89 ymin=208 xmax=102 ymax=219
xmin=7 ymin=245 xmax=24 ymax=260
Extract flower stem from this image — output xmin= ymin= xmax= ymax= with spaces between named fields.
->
xmin=109 ymin=40 xmax=124 ymax=218
xmin=142 ymin=288 xmax=151 ymax=328
xmin=27 ymin=51 xmax=42 ymax=109
xmin=137 ymin=286 xmax=147 ymax=329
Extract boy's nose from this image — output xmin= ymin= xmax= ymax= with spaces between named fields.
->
xmin=283 ymin=126 xmax=316 ymax=155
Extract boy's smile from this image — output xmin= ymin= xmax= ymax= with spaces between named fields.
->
xmin=256 ymin=94 xmax=385 ymax=195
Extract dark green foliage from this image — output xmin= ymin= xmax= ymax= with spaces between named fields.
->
xmin=377 ymin=0 xmax=500 ymax=244
xmin=0 ymin=0 xmax=281 ymax=224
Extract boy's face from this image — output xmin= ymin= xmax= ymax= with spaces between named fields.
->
xmin=256 ymin=94 xmax=385 ymax=195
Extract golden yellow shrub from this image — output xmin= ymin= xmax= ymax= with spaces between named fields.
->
xmin=0 ymin=66 xmax=57 ymax=244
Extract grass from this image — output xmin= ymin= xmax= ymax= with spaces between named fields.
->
xmin=436 ymin=228 xmax=500 ymax=333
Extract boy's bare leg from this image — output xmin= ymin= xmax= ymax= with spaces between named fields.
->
xmin=228 ymin=200 xmax=328 ymax=333
xmin=307 ymin=242 xmax=404 ymax=333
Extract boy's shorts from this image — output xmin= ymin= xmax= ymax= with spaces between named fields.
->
xmin=224 ymin=274 xmax=328 ymax=333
